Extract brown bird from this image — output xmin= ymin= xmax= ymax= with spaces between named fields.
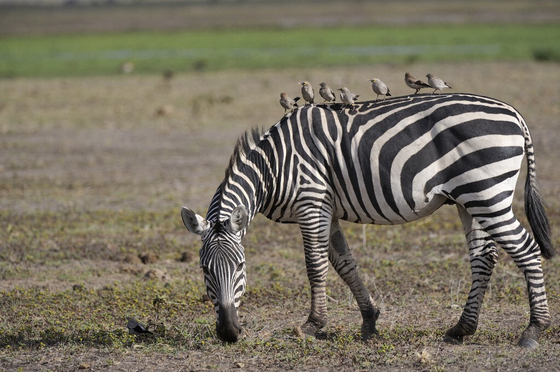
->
xmin=300 ymin=81 xmax=315 ymax=105
xmin=319 ymin=82 xmax=336 ymax=103
xmin=404 ymin=72 xmax=431 ymax=94
xmin=279 ymin=93 xmax=300 ymax=113
xmin=426 ymin=73 xmax=452 ymax=94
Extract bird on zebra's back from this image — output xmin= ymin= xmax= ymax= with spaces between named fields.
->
xmin=319 ymin=82 xmax=336 ymax=103
xmin=300 ymin=81 xmax=315 ymax=106
xmin=404 ymin=72 xmax=431 ymax=94
xmin=337 ymin=87 xmax=359 ymax=112
xmin=368 ymin=78 xmax=391 ymax=101
xmin=279 ymin=93 xmax=300 ymax=113
xmin=426 ymin=73 xmax=452 ymax=94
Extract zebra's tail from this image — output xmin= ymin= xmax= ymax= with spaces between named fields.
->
xmin=523 ymin=125 xmax=555 ymax=259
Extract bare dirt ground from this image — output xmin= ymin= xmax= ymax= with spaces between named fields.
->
xmin=1 ymin=62 xmax=560 ymax=370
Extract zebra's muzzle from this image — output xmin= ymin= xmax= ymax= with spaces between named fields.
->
xmin=216 ymin=303 xmax=242 ymax=342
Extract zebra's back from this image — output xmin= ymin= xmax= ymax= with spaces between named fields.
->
xmin=264 ymin=93 xmax=528 ymax=225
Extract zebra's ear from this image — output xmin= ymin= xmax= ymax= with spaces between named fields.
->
xmin=228 ymin=205 xmax=248 ymax=234
xmin=181 ymin=207 xmax=208 ymax=235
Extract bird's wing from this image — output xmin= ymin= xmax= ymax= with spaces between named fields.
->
xmin=415 ymin=79 xmax=430 ymax=87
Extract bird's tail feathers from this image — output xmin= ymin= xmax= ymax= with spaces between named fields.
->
xmin=293 ymin=97 xmax=301 ymax=102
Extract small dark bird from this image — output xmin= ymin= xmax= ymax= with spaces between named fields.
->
xmin=319 ymin=82 xmax=336 ymax=103
xmin=127 ymin=317 xmax=153 ymax=335
xmin=404 ymin=72 xmax=431 ymax=94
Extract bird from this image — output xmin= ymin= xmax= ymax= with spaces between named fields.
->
xmin=368 ymin=78 xmax=391 ymax=101
xmin=426 ymin=73 xmax=452 ymax=94
xmin=279 ymin=93 xmax=300 ymax=113
xmin=126 ymin=317 xmax=153 ymax=335
xmin=404 ymin=72 xmax=431 ymax=94
xmin=319 ymin=82 xmax=336 ymax=103
xmin=300 ymin=81 xmax=315 ymax=105
xmin=338 ymin=87 xmax=360 ymax=111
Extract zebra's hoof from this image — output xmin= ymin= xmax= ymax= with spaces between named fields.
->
xmin=518 ymin=337 xmax=539 ymax=349
xmin=360 ymin=321 xmax=379 ymax=341
xmin=443 ymin=333 xmax=463 ymax=345
xmin=361 ymin=330 xmax=378 ymax=341
xmin=300 ymin=322 xmax=320 ymax=338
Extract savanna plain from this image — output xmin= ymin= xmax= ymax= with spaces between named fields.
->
xmin=1 ymin=3 xmax=560 ymax=372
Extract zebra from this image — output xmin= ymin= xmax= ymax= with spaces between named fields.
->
xmin=181 ymin=93 xmax=555 ymax=347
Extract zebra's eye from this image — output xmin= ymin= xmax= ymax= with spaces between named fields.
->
xmin=236 ymin=262 xmax=244 ymax=272
xmin=202 ymin=266 xmax=210 ymax=276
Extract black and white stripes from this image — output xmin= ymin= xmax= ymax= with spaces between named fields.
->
xmin=182 ymin=93 xmax=554 ymax=346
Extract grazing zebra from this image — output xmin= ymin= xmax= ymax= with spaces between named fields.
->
xmin=181 ymin=93 xmax=555 ymax=347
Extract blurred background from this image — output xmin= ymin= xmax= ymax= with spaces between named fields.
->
xmin=1 ymin=0 xmax=560 ymax=78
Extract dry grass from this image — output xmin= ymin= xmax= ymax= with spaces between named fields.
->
xmin=1 ymin=61 xmax=560 ymax=370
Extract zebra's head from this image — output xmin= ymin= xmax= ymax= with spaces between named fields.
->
xmin=180 ymin=205 xmax=249 ymax=342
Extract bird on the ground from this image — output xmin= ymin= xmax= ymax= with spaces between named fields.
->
xmin=126 ymin=317 xmax=153 ymax=335
xmin=404 ymin=72 xmax=431 ymax=94
xmin=338 ymin=87 xmax=360 ymax=112
xmin=426 ymin=73 xmax=452 ymax=94
xmin=279 ymin=93 xmax=300 ymax=113
xmin=368 ymin=78 xmax=391 ymax=101
xmin=300 ymin=81 xmax=315 ymax=105
xmin=319 ymin=82 xmax=336 ymax=103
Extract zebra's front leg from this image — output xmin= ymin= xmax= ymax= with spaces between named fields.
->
xmin=329 ymin=220 xmax=379 ymax=340
xmin=445 ymin=205 xmax=499 ymax=345
xmin=299 ymin=218 xmax=332 ymax=337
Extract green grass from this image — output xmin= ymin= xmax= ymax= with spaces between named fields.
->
xmin=1 ymin=23 xmax=559 ymax=78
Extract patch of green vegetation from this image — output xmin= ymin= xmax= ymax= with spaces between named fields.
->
xmin=1 ymin=23 xmax=559 ymax=78
xmin=0 ymin=280 xmax=211 ymax=350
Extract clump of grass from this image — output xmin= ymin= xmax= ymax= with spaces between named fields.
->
xmin=533 ymin=48 xmax=560 ymax=62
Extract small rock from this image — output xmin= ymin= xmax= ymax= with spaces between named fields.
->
xmin=179 ymin=251 xmax=194 ymax=263
xmin=139 ymin=252 xmax=159 ymax=264
xmin=201 ymin=294 xmax=212 ymax=303
xmin=121 ymin=61 xmax=134 ymax=74
xmin=123 ymin=253 xmax=142 ymax=264
xmin=233 ymin=362 xmax=245 ymax=368
xmin=78 ymin=363 xmax=91 ymax=370
xmin=293 ymin=325 xmax=304 ymax=338
xmin=154 ymin=104 xmax=174 ymax=117
xmin=144 ymin=268 xmax=171 ymax=281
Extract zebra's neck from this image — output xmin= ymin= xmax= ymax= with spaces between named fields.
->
xmin=206 ymin=130 xmax=273 ymax=227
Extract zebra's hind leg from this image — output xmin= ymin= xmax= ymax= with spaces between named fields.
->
xmin=444 ymin=205 xmax=499 ymax=345
xmin=328 ymin=220 xmax=380 ymax=340
xmin=470 ymin=208 xmax=551 ymax=348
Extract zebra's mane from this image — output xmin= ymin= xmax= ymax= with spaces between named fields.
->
xmin=224 ymin=126 xmax=267 ymax=181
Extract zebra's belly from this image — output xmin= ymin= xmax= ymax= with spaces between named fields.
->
xmin=337 ymin=194 xmax=448 ymax=225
